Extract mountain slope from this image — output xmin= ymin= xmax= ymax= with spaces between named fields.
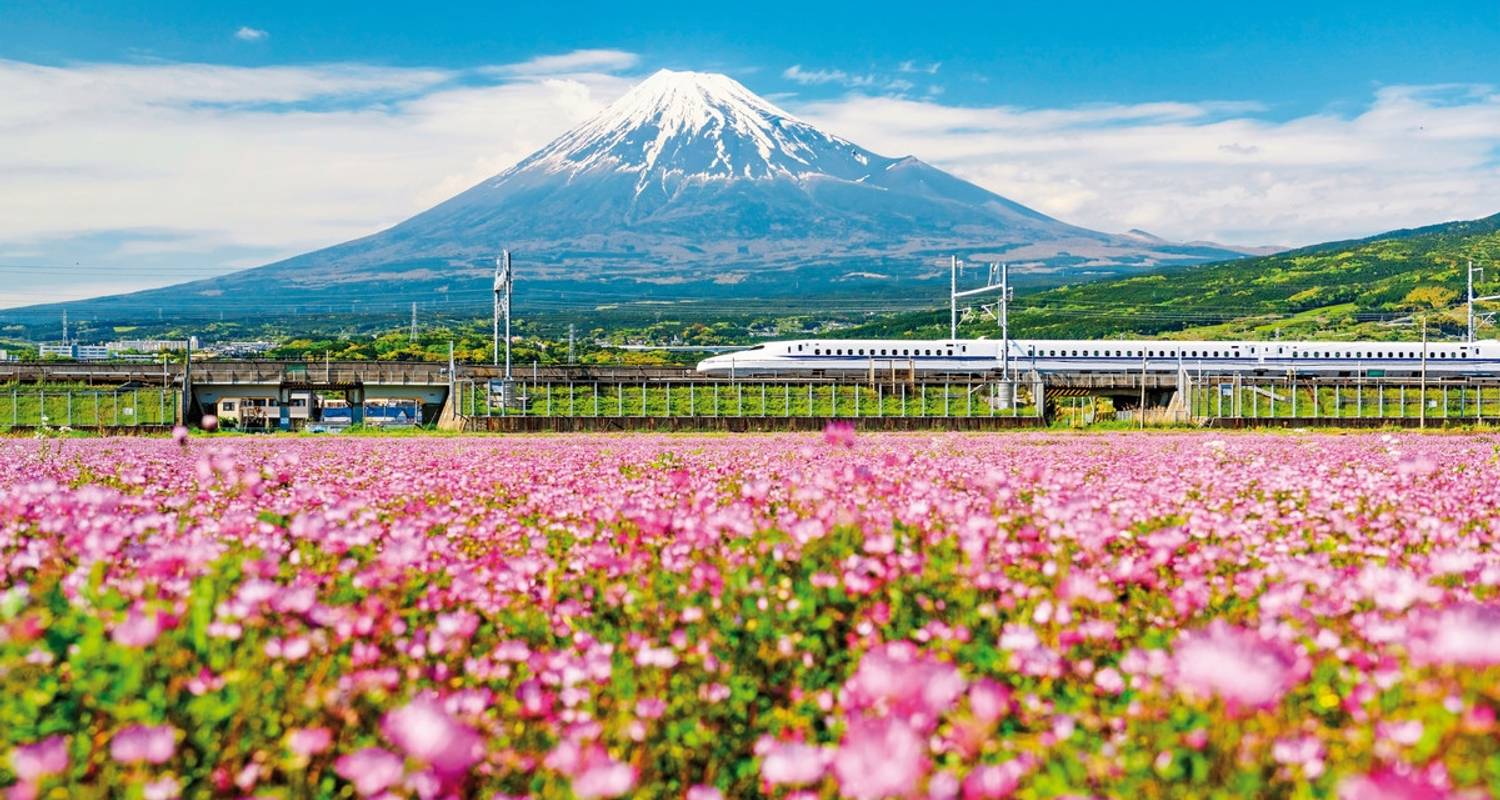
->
xmin=1007 ymin=212 xmax=1500 ymax=339
xmin=10 ymin=69 xmax=1259 ymax=324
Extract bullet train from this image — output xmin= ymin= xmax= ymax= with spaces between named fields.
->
xmin=695 ymin=338 xmax=1500 ymax=377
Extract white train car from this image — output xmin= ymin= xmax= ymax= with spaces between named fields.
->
xmin=695 ymin=338 xmax=1500 ymax=377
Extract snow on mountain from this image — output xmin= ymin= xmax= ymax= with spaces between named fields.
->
xmin=520 ymin=70 xmax=874 ymax=187
xmin=17 ymin=70 xmax=1259 ymax=320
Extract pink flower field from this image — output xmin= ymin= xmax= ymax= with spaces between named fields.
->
xmin=3 ymin=431 xmax=1500 ymax=798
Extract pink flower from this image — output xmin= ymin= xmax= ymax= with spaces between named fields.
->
xmin=1409 ymin=604 xmax=1500 ymax=666
xmin=1169 ymin=621 xmax=1300 ymax=708
xmin=334 ymin=747 xmax=405 ymax=797
xmin=570 ymin=752 xmax=635 ymax=799
xmin=833 ymin=717 xmax=927 ymax=800
xmin=1093 ymin=667 xmax=1125 ymax=695
xmin=142 ymin=777 xmax=180 ymax=800
xmin=823 ymin=420 xmax=856 ymax=448
xmin=380 ymin=697 xmax=481 ymax=777
xmin=686 ymin=785 xmax=724 ymax=800
xmin=1338 ymin=768 xmax=1448 ymax=800
xmin=112 ymin=607 xmax=163 ymax=648
xmin=172 ymin=426 xmax=189 ymax=446
xmin=10 ymin=736 xmax=68 ymax=782
xmin=961 ymin=758 xmax=1031 ymax=799
xmin=844 ymin=642 xmax=966 ymax=729
xmin=288 ymin=727 xmax=333 ymax=757
xmin=760 ymin=742 xmax=828 ymax=787
xmin=110 ymin=724 xmax=176 ymax=765
xmin=200 ymin=415 xmax=219 ymax=432
xmin=967 ymin=679 xmax=1012 ymax=723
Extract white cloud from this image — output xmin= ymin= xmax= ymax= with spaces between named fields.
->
xmin=898 ymin=60 xmax=941 ymax=75
xmin=797 ymin=84 xmax=1500 ymax=246
xmin=783 ymin=65 xmax=917 ymax=94
xmin=487 ymin=48 xmax=639 ymax=76
xmin=234 ymin=26 xmax=268 ymax=42
xmin=0 ymin=53 xmax=637 ymax=305
xmin=2 ymin=50 xmax=1499 ymax=307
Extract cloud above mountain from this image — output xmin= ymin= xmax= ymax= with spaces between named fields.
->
xmin=2 ymin=50 xmax=1499 ymax=306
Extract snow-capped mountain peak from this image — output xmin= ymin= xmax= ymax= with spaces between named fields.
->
xmin=508 ymin=69 xmax=879 ymax=192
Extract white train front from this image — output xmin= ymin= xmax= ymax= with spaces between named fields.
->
xmin=695 ymin=338 xmax=1500 ymax=377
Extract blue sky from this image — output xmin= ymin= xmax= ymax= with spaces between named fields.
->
xmin=2 ymin=0 xmax=1499 ymax=306
xmin=7 ymin=0 xmax=1497 ymax=114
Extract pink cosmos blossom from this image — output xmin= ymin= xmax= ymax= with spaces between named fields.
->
xmin=1409 ymin=604 xmax=1500 ymax=666
xmin=832 ymin=717 xmax=927 ymax=800
xmin=142 ymin=777 xmax=181 ymax=800
xmin=9 ymin=736 xmax=67 ymax=782
xmin=961 ymin=758 xmax=1031 ymax=799
xmin=686 ymin=786 xmax=724 ymax=800
xmin=334 ymin=747 xmax=406 ymax=797
xmin=843 ymin=642 xmax=966 ymax=729
xmin=109 ymin=724 xmax=176 ymax=765
xmin=570 ymin=752 xmax=635 ymax=799
xmin=1093 ymin=667 xmax=1125 ymax=695
xmin=288 ymin=727 xmax=333 ymax=757
xmin=111 ymin=606 xmax=162 ymax=648
xmin=1338 ymin=769 xmax=1449 ymax=800
xmin=965 ymin=679 xmax=1012 ymax=725
xmin=380 ymin=697 xmax=481 ymax=777
xmin=823 ymin=420 xmax=856 ymax=448
xmin=760 ymin=742 xmax=828 ymax=786
xmin=1169 ymin=621 xmax=1301 ymax=708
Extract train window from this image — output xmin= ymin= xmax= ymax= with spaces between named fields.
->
xmin=814 ymin=349 xmax=821 ymax=355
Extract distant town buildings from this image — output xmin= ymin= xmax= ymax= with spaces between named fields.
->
xmin=38 ymin=337 xmax=202 ymax=361
xmin=106 ymin=337 xmax=200 ymax=354
xmin=40 ymin=343 xmax=112 ymax=360
xmin=202 ymin=341 xmax=275 ymax=358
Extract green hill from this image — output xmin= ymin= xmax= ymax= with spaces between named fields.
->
xmin=1007 ymin=212 xmax=1500 ymax=340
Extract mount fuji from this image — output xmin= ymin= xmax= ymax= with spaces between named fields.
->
xmin=14 ymin=69 xmax=1261 ymax=323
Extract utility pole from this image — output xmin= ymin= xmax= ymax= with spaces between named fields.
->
xmin=61 ymin=310 xmax=69 ymax=345
xmin=567 ymin=324 xmax=576 ymax=365
xmin=409 ymin=302 xmax=417 ymax=343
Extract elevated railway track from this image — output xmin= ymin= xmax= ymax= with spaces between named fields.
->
xmin=0 ymin=359 xmax=1495 ymax=430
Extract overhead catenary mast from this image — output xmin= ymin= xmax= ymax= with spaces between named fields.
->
xmin=494 ymin=250 xmax=513 ymax=379
xmin=1467 ymin=260 xmax=1499 ymax=343
xmin=952 ymin=260 xmax=1013 ymax=374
